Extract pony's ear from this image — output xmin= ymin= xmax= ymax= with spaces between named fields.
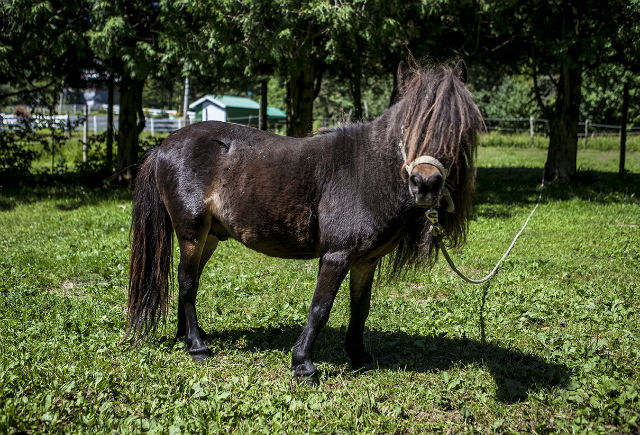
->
xmin=396 ymin=60 xmax=412 ymax=89
xmin=390 ymin=60 xmax=413 ymax=105
xmin=454 ymin=59 xmax=468 ymax=83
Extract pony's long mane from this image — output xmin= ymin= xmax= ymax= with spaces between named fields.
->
xmin=385 ymin=63 xmax=484 ymax=277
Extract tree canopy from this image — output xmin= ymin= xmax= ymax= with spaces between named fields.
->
xmin=1 ymin=0 xmax=638 ymax=180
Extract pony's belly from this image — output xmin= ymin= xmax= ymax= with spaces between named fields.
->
xmin=215 ymin=197 xmax=320 ymax=259
xmin=237 ymin=234 xmax=320 ymax=260
xmin=214 ymin=214 xmax=320 ymax=259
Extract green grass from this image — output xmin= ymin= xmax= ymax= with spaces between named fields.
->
xmin=482 ymin=130 xmax=640 ymax=152
xmin=1 ymin=147 xmax=639 ymax=434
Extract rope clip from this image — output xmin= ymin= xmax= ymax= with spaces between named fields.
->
xmin=425 ymin=209 xmax=443 ymax=238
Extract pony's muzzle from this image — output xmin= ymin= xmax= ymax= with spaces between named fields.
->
xmin=409 ymin=171 xmax=444 ymax=207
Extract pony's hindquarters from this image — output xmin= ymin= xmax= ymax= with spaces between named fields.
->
xmin=124 ymin=149 xmax=173 ymax=344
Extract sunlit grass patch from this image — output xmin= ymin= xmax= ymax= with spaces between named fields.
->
xmin=1 ymin=147 xmax=639 ymax=434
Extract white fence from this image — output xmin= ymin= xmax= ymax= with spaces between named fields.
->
xmin=55 ymin=104 xmax=195 ymax=118
xmin=0 ymin=114 xmax=195 ymax=135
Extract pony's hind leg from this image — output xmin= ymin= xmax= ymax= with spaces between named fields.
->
xmin=345 ymin=261 xmax=377 ymax=367
xmin=175 ymin=226 xmax=213 ymax=357
xmin=177 ymin=235 xmax=218 ymax=341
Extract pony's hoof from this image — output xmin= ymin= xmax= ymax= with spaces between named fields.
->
xmin=188 ymin=342 xmax=210 ymax=362
xmin=347 ymin=349 xmax=374 ymax=368
xmin=190 ymin=351 xmax=210 ymax=364
xmin=293 ymin=361 xmax=319 ymax=386
xmin=295 ymin=370 xmax=319 ymax=386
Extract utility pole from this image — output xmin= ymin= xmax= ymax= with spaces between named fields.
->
xmin=183 ymin=76 xmax=190 ymax=126
xmin=83 ymin=104 xmax=88 ymax=162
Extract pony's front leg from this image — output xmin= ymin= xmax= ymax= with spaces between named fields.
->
xmin=292 ymin=251 xmax=350 ymax=383
xmin=345 ymin=260 xmax=377 ymax=367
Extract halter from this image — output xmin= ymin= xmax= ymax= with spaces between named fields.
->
xmin=399 ymin=131 xmax=455 ymax=213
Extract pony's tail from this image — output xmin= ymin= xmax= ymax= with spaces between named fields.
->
xmin=122 ymin=149 xmax=173 ymax=345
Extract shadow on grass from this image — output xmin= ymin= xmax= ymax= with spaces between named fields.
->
xmin=0 ymin=185 xmax=132 ymax=211
xmin=207 ymin=324 xmax=568 ymax=403
xmin=0 ymin=198 xmax=16 ymax=211
xmin=475 ymin=167 xmax=640 ymax=218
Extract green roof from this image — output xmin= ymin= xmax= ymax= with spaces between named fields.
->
xmin=215 ymin=95 xmax=260 ymax=110
xmin=189 ymin=94 xmax=287 ymax=119
xmin=190 ymin=95 xmax=286 ymax=119
xmin=267 ymin=107 xmax=286 ymax=118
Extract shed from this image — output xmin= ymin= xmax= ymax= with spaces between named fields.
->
xmin=189 ymin=95 xmax=286 ymax=128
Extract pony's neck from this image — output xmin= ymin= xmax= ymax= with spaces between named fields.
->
xmin=365 ymin=105 xmax=406 ymax=167
xmin=343 ymin=108 xmax=416 ymax=216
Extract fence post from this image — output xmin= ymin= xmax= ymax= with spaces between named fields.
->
xmin=619 ymin=80 xmax=629 ymax=176
xmin=529 ymin=116 xmax=535 ymax=148
xmin=83 ymin=105 xmax=88 ymax=162
xmin=93 ymin=115 xmax=97 ymax=135
xmin=584 ymin=120 xmax=589 ymax=150
xmin=178 ymin=118 xmax=182 ymax=130
xmin=150 ymin=117 xmax=155 ymax=136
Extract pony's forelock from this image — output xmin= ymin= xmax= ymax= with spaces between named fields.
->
xmin=398 ymin=64 xmax=484 ymax=165
xmin=384 ymin=63 xmax=483 ymax=277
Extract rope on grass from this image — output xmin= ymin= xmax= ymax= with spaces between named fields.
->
xmin=430 ymin=170 xmax=546 ymax=284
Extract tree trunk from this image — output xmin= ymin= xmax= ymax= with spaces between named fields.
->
xmin=350 ymin=37 xmax=363 ymax=121
xmin=350 ymin=70 xmax=362 ymax=121
xmin=544 ymin=59 xmax=582 ymax=181
xmin=619 ymin=79 xmax=629 ymax=177
xmin=106 ymin=72 xmax=114 ymax=167
xmin=117 ymin=73 xmax=143 ymax=183
xmin=259 ymin=78 xmax=268 ymax=130
xmin=287 ymin=62 xmax=315 ymax=137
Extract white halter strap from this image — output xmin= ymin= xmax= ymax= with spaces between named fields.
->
xmin=405 ymin=155 xmax=449 ymax=179
xmin=399 ymin=133 xmax=455 ymax=213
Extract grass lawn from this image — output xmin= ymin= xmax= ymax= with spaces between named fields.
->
xmin=1 ymin=146 xmax=639 ymax=434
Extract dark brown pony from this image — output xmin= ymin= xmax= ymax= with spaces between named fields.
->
xmin=125 ymin=61 xmax=483 ymax=381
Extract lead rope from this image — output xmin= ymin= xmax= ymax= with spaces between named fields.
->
xmin=427 ymin=170 xmax=546 ymax=284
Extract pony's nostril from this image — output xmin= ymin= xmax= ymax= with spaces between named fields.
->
xmin=423 ymin=173 xmax=443 ymax=190
xmin=410 ymin=173 xmax=442 ymax=195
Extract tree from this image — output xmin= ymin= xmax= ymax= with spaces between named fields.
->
xmin=471 ymin=74 xmax=539 ymax=119
xmin=88 ymin=0 xmax=167 ymax=182
xmin=323 ymin=0 xmax=392 ymax=121
xmin=263 ymin=1 xmax=329 ymax=137
xmin=0 ymin=0 xmax=92 ymax=106
xmin=481 ymin=0 xmax=640 ymax=180
xmin=581 ymin=64 xmax=639 ymax=126
xmin=190 ymin=0 xmax=328 ymax=137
